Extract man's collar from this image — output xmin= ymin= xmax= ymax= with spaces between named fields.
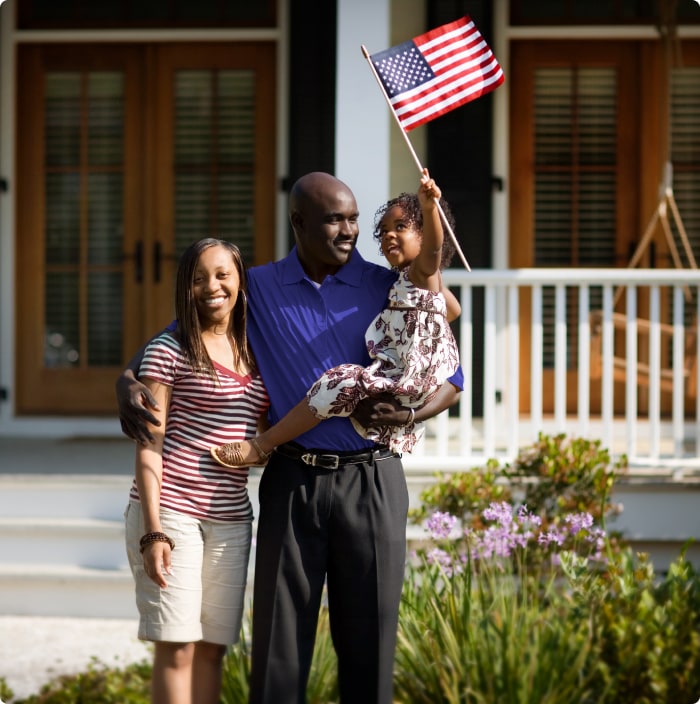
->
xmin=281 ymin=247 xmax=366 ymax=287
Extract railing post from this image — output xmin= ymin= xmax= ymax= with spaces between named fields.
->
xmin=578 ymin=284 xmax=590 ymax=437
xmin=625 ymin=287 xmax=638 ymax=459
xmin=601 ymin=284 xmax=614 ymax=453
xmin=673 ymin=285 xmax=685 ymax=456
xmin=507 ymin=284 xmax=520 ymax=458
xmin=554 ymin=283 xmax=567 ymax=431
xmin=531 ymin=284 xmax=543 ymax=435
xmin=483 ymin=285 xmax=497 ymax=458
xmin=649 ymin=285 xmax=661 ymax=459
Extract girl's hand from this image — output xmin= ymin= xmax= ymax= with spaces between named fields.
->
xmin=418 ymin=167 xmax=441 ymax=207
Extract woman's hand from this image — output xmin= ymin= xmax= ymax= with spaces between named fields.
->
xmin=141 ymin=540 xmax=172 ymax=589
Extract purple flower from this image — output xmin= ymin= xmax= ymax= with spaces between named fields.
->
xmin=426 ymin=547 xmax=461 ymax=577
xmin=426 ymin=511 xmax=458 ymax=540
xmin=564 ymin=512 xmax=594 ymax=535
xmin=538 ymin=529 xmax=566 ymax=547
xmin=482 ymin=501 xmax=514 ymax=527
xmin=517 ymin=505 xmax=542 ymax=529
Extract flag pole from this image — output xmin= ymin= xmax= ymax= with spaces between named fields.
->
xmin=361 ymin=44 xmax=471 ymax=271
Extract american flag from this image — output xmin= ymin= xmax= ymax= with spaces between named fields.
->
xmin=370 ymin=16 xmax=505 ymax=132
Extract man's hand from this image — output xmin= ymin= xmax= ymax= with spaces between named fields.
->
xmin=352 ymin=382 xmax=461 ymax=429
xmin=116 ymin=369 xmax=161 ymax=444
xmin=352 ymin=394 xmax=408 ymax=428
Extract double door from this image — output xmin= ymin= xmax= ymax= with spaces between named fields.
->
xmin=16 ymin=42 xmax=276 ymax=414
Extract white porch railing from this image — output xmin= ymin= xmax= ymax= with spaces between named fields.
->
xmin=406 ymin=268 xmax=700 ymax=473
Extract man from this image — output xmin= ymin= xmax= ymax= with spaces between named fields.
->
xmin=117 ymin=172 xmax=462 ymax=703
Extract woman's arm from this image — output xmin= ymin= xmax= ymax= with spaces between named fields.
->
xmin=134 ymin=378 xmax=172 ymax=588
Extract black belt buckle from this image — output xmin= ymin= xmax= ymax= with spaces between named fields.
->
xmin=300 ymin=452 xmax=340 ymax=470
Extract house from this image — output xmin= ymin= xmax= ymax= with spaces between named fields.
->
xmin=1 ymin=0 xmax=699 ymax=616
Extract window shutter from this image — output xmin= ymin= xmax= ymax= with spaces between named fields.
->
xmin=173 ymin=69 xmax=256 ymax=262
xmin=670 ymin=66 xmax=700 ymax=267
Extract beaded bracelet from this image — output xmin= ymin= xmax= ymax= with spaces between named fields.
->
xmin=139 ymin=531 xmax=175 ymax=554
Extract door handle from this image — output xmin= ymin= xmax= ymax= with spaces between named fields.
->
xmin=154 ymin=241 xmax=162 ymax=283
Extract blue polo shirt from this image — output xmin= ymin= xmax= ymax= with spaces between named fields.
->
xmin=246 ymin=247 xmax=463 ymax=451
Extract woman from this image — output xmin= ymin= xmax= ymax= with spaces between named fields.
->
xmin=124 ymin=238 xmax=268 ymax=704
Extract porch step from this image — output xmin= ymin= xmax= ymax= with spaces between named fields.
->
xmin=0 ymin=472 xmax=260 ymax=619
xmin=0 ymin=517 xmax=127 ymax=568
xmin=0 ymin=474 xmax=132 ymax=520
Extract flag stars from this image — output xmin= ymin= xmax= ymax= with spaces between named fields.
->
xmin=374 ymin=46 xmax=432 ymax=97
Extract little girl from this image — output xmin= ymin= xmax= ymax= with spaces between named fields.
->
xmin=211 ymin=168 xmax=460 ymax=466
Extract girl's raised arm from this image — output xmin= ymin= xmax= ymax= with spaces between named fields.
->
xmin=408 ymin=168 xmax=443 ymax=292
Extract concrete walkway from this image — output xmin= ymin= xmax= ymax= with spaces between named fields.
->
xmin=0 ymin=615 xmax=151 ymax=701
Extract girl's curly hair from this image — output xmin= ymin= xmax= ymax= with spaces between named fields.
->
xmin=372 ymin=192 xmax=458 ymax=270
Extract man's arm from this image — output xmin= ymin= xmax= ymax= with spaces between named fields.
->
xmin=351 ymin=380 xmax=460 ymax=429
xmin=115 ymin=340 xmax=162 ymax=444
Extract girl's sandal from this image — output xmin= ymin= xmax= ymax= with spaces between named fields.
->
xmin=210 ymin=442 xmax=246 ymax=468
xmin=210 ymin=437 xmax=271 ymax=468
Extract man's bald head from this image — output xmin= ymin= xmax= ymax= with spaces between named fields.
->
xmin=286 ymin=172 xmax=360 ymax=282
xmin=288 ymin=172 xmax=353 ymax=218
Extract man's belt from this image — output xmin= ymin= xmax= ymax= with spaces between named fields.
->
xmin=275 ymin=442 xmax=393 ymax=470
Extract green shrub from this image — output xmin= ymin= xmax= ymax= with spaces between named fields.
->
xmin=220 ymin=615 xmax=252 ymax=704
xmin=592 ymin=548 xmax=700 ymax=703
xmin=411 ymin=433 xmax=626 ymax=534
xmin=10 ymin=658 xmax=151 ymax=704
xmin=504 ymin=433 xmax=626 ymax=528
xmin=409 ymin=457 xmax=511 ymax=529
xmin=1 ymin=677 xmax=15 ymax=703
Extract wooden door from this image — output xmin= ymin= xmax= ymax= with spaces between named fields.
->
xmin=15 ymin=42 xmax=276 ymax=414
xmin=509 ymin=41 xmax=640 ymax=415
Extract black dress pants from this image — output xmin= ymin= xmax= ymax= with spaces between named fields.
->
xmin=248 ymin=447 xmax=408 ymax=704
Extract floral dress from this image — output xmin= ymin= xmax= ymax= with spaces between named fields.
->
xmin=306 ymin=268 xmax=459 ymax=453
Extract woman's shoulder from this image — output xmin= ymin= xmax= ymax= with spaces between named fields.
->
xmin=145 ymin=330 xmax=183 ymax=357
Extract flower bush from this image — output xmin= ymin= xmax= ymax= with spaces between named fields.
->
xmin=395 ymin=498 xmax=700 ymax=704
xmin=396 ymin=502 xmax=606 ymax=703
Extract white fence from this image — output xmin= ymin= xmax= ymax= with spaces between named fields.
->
xmin=406 ymin=268 xmax=700 ymax=473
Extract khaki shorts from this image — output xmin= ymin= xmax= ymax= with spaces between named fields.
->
xmin=125 ymin=501 xmax=251 ymax=645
